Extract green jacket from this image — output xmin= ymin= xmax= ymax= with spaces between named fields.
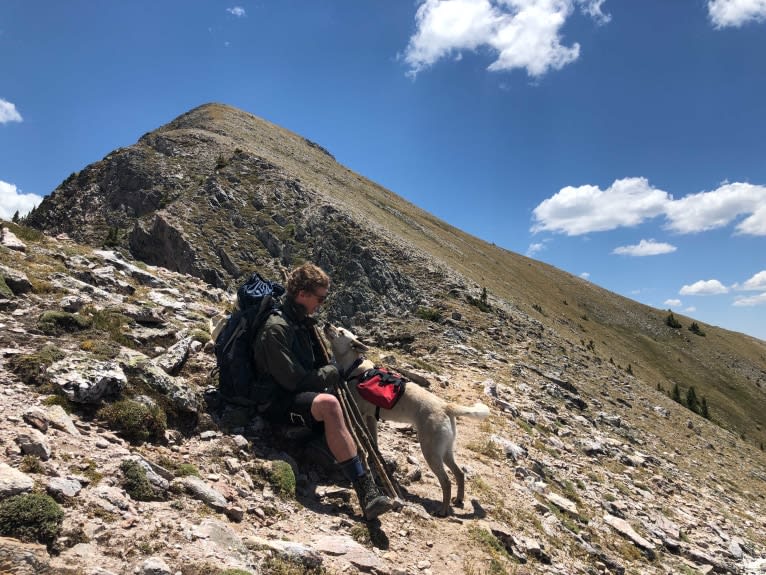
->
xmin=252 ymin=297 xmax=339 ymax=404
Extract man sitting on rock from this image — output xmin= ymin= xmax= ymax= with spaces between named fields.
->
xmin=252 ymin=262 xmax=393 ymax=520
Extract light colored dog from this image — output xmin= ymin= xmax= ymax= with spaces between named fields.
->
xmin=323 ymin=323 xmax=490 ymax=516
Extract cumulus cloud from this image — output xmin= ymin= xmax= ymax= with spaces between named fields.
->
xmin=0 ymin=180 xmax=42 ymax=220
xmin=532 ymin=179 xmax=766 ymax=237
xmin=708 ymin=0 xmax=766 ymax=28
xmin=527 ymin=242 xmax=546 ymax=255
xmin=227 ymin=6 xmax=246 ymax=17
xmin=684 ymin=306 xmax=697 ymax=313
xmin=739 ymin=270 xmax=766 ymax=291
xmin=733 ymin=292 xmax=766 ymax=306
xmin=663 ymin=182 xmax=766 ymax=235
xmin=532 ymin=177 xmax=669 ymax=235
xmin=0 ymin=99 xmax=23 ymax=124
xmin=579 ymin=272 xmax=590 ymax=279
xmin=403 ymin=0 xmax=609 ymax=78
xmin=664 ymin=299 xmax=682 ymax=307
xmin=612 ymin=239 xmax=677 ymax=257
xmin=680 ymin=279 xmax=729 ymax=296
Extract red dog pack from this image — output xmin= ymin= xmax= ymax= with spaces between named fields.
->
xmin=356 ymin=368 xmax=407 ymax=410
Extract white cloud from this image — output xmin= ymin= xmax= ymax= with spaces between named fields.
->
xmin=579 ymin=272 xmax=590 ymax=279
xmin=663 ymin=182 xmax=766 ymax=235
xmin=527 ymin=242 xmax=546 ymax=255
xmin=532 ymin=177 xmax=669 ymax=235
xmin=578 ymin=0 xmax=611 ymax=24
xmin=0 ymin=180 xmax=42 ymax=220
xmin=612 ymin=238 xmax=677 ymax=257
xmin=664 ymin=299 xmax=682 ymax=307
xmin=680 ymin=279 xmax=729 ymax=296
xmin=227 ymin=6 xmax=246 ymax=17
xmin=708 ymin=0 xmax=766 ymax=28
xmin=403 ymin=0 xmax=608 ymax=78
xmin=733 ymin=292 xmax=766 ymax=306
xmin=741 ymin=270 xmax=766 ymax=291
xmin=532 ymin=180 xmax=766 ymax=237
xmin=0 ymin=99 xmax=23 ymax=124
xmin=684 ymin=306 xmax=697 ymax=313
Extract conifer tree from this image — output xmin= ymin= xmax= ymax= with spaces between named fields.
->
xmin=686 ymin=386 xmax=699 ymax=414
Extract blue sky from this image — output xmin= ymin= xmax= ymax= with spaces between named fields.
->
xmin=1 ymin=0 xmax=765 ymax=341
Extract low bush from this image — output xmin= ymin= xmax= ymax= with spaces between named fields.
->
xmin=7 ymin=344 xmax=66 ymax=386
xmin=267 ymin=461 xmax=296 ymax=498
xmin=0 ymin=493 xmax=64 ymax=547
xmin=665 ymin=312 xmax=682 ymax=329
xmin=120 ymin=459 xmax=164 ymax=501
xmin=416 ymin=307 xmax=442 ymax=322
xmin=97 ymin=399 xmax=167 ymax=444
xmin=38 ymin=311 xmax=92 ymax=335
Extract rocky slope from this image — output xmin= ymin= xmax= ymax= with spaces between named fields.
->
xmin=5 ymin=101 xmax=766 ymax=574
xmin=2 ymin=223 xmax=766 ymax=575
xmin=23 ymin=103 xmax=766 ymax=453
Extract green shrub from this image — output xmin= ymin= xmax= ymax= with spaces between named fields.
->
xmin=80 ymin=338 xmax=121 ymax=359
xmin=0 ymin=276 xmax=13 ymax=299
xmin=665 ymin=312 xmax=682 ymax=329
xmin=689 ymin=322 xmax=706 ymax=336
xmin=38 ymin=311 xmax=92 ymax=335
xmin=82 ymin=307 xmax=132 ymax=346
xmin=7 ymin=344 xmax=66 ymax=386
xmin=190 ymin=329 xmax=211 ymax=344
xmin=19 ymin=455 xmax=45 ymax=474
xmin=97 ymin=399 xmax=167 ymax=444
xmin=260 ymin=556 xmax=325 ymax=575
xmin=120 ymin=459 xmax=164 ymax=501
xmin=416 ymin=307 xmax=442 ymax=322
xmin=268 ymin=461 xmax=296 ymax=498
xmin=0 ymin=493 xmax=64 ymax=547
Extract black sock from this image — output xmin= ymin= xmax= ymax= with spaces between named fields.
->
xmin=338 ymin=456 xmax=365 ymax=482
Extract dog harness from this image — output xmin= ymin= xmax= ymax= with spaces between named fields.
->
xmin=343 ymin=359 xmax=407 ymax=419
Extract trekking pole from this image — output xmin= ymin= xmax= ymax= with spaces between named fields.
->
xmin=312 ymin=326 xmax=401 ymax=500
xmin=336 ymin=379 xmax=401 ymax=499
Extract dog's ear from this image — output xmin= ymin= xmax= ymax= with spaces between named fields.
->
xmin=351 ymin=338 xmax=369 ymax=352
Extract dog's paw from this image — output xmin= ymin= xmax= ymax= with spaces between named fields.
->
xmin=452 ymin=497 xmax=464 ymax=508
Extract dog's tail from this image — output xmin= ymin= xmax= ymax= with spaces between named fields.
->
xmin=446 ymin=402 xmax=490 ymax=420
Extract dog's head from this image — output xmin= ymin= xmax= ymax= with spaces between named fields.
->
xmin=323 ymin=323 xmax=369 ymax=360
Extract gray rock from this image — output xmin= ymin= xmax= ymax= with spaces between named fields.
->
xmin=119 ymin=354 xmax=198 ymax=414
xmin=247 ymin=536 xmax=323 ymax=570
xmin=0 ymin=264 xmax=33 ymax=294
xmin=47 ymin=477 xmax=83 ymax=499
xmin=0 ymin=463 xmax=34 ymax=497
xmin=23 ymin=405 xmax=80 ymax=436
xmin=59 ymin=294 xmax=91 ymax=312
xmin=139 ymin=557 xmax=172 ymax=575
xmin=603 ymin=513 xmax=656 ymax=560
xmin=173 ymin=476 xmax=228 ymax=511
xmin=93 ymin=250 xmax=165 ymax=287
xmin=48 ymin=355 xmax=126 ymax=404
xmin=154 ymin=336 xmax=192 ymax=375
xmin=44 ymin=405 xmax=81 ymax=435
xmin=16 ymin=428 xmax=52 ymax=460
xmin=1 ymin=227 xmax=27 ymax=252
xmin=490 ymin=434 xmax=527 ymax=461
xmin=0 ymin=536 xmax=50 ymax=574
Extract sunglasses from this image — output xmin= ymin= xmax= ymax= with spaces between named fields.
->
xmin=311 ymin=291 xmax=328 ymax=304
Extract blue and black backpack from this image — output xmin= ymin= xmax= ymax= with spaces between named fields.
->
xmin=214 ymin=272 xmax=285 ymax=405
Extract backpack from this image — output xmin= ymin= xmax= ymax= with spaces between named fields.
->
xmin=214 ymin=272 xmax=285 ymax=405
xmin=356 ymin=367 xmax=407 ymax=411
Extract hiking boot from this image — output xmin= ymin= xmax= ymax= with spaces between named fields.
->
xmin=352 ymin=474 xmax=393 ymax=520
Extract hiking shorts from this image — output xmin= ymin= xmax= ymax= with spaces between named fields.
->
xmin=263 ymin=391 xmax=324 ymax=432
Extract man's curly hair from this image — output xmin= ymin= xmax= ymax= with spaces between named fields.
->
xmin=286 ymin=262 xmax=330 ymax=298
